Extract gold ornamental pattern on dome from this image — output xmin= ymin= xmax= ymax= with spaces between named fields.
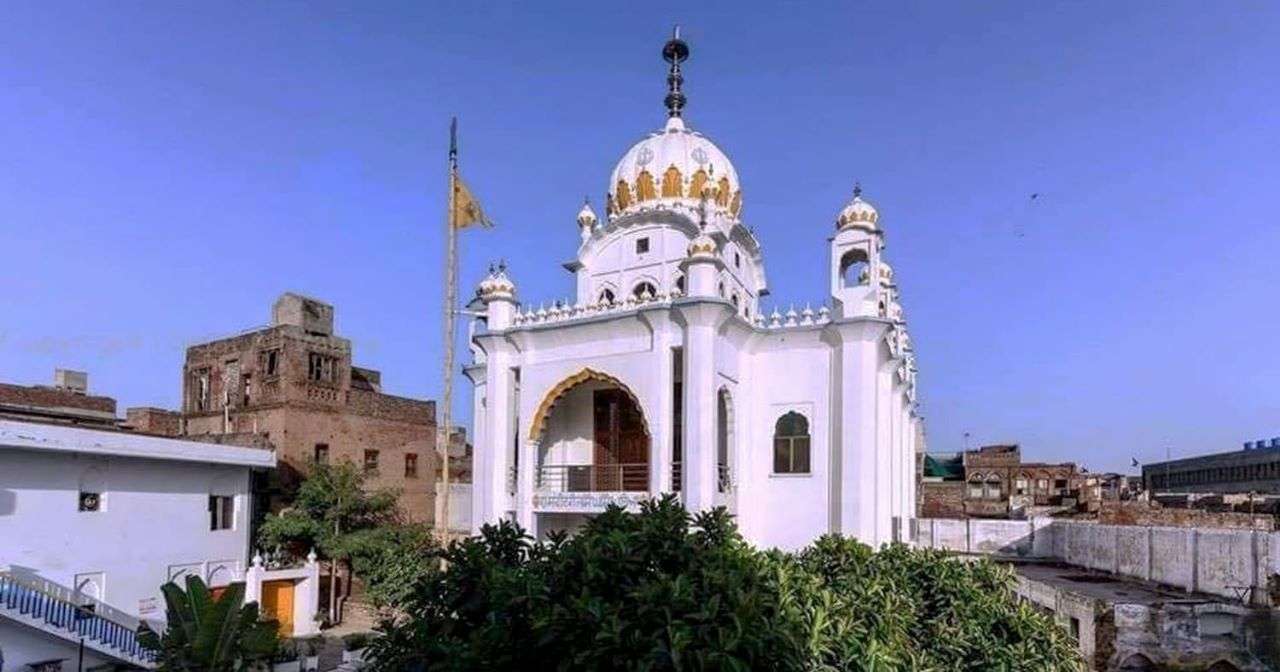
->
xmin=607 ymin=164 xmax=743 ymax=219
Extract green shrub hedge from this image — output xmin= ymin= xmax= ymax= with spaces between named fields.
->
xmin=368 ymin=495 xmax=1078 ymax=671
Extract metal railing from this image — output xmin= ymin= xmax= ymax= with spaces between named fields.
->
xmin=0 ymin=572 xmax=156 ymax=664
xmin=537 ymin=463 xmax=649 ymax=492
xmin=669 ymin=462 xmax=733 ymax=493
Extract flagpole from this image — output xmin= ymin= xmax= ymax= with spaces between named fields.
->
xmin=440 ymin=117 xmax=459 ymax=546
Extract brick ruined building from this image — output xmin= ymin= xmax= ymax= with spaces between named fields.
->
xmin=180 ymin=293 xmax=445 ymax=523
xmin=920 ymin=444 xmax=1088 ymax=519
xmin=0 ymin=369 xmax=118 ymax=428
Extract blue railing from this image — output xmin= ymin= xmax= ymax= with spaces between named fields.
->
xmin=0 ymin=573 xmax=156 ymax=664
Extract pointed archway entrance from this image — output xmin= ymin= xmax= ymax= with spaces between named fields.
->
xmin=529 ymin=368 xmax=652 ymax=495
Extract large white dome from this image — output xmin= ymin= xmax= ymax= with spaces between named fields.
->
xmin=606 ymin=116 xmax=742 ymax=220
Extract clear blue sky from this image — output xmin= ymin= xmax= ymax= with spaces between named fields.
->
xmin=2 ymin=2 xmax=1277 ymax=473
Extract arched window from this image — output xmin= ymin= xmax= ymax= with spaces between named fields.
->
xmin=772 ymin=412 xmax=810 ymax=474
xmin=985 ymin=475 xmax=1003 ymax=500
xmin=635 ymin=170 xmax=657 ymax=201
xmin=673 ymin=274 xmax=686 ymax=294
xmin=632 ymin=282 xmax=657 ymax=300
xmin=731 ymin=293 xmax=740 ymax=309
xmin=598 ymin=288 xmax=616 ymax=305
xmin=840 ymin=249 xmax=870 ymax=288
xmin=968 ymin=475 xmax=985 ymax=499
xmin=661 ymin=166 xmax=683 ymax=198
xmin=718 ymin=281 xmax=726 ymax=298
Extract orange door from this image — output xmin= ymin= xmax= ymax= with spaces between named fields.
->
xmin=260 ymin=580 xmax=295 ymax=636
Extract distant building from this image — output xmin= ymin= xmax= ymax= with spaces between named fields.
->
xmin=0 ymin=418 xmax=321 ymax=669
xmin=1143 ymin=438 xmax=1280 ymax=495
xmin=1095 ymin=472 xmax=1139 ymax=501
xmin=920 ymin=452 xmax=965 ymax=518
xmin=919 ymin=444 xmax=1092 ymax=519
xmin=0 ymin=369 xmax=118 ymax=429
xmin=180 ymin=293 xmax=445 ymax=523
xmin=964 ymin=444 xmax=1087 ymax=518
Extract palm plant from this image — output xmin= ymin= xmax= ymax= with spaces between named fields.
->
xmin=137 ymin=575 xmax=279 ymax=671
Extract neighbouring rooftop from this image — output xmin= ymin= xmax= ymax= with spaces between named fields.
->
xmin=0 ymin=418 xmax=276 ymax=468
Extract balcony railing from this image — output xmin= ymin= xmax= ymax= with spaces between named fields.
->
xmin=537 ymin=463 xmax=649 ymax=493
xmin=669 ymin=462 xmax=733 ymax=493
xmin=0 ymin=572 xmax=156 ymax=665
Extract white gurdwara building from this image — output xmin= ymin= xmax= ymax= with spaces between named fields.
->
xmin=465 ymin=32 xmax=922 ymax=550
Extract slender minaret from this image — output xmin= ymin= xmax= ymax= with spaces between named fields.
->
xmin=830 ymin=182 xmax=883 ymax=319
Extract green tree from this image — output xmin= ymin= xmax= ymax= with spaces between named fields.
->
xmin=257 ymin=460 xmax=400 ymax=623
xmin=348 ymin=522 xmax=440 ymax=611
xmin=366 ymin=495 xmax=1079 ymax=672
xmin=137 ymin=575 xmax=278 ymax=672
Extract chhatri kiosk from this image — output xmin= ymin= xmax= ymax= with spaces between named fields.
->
xmin=465 ymin=32 xmax=922 ymax=550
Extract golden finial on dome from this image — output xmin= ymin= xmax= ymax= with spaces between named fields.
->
xmin=663 ymin=25 xmax=690 ymax=119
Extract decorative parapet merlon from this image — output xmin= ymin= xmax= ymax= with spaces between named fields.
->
xmin=755 ymin=303 xmax=832 ymax=330
xmin=512 ymin=288 xmax=683 ymax=327
xmin=512 ymin=294 xmax=840 ymax=331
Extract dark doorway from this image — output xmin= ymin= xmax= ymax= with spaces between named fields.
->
xmin=593 ymin=388 xmax=649 ymax=491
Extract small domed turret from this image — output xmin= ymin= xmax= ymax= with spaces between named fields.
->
xmin=836 ymin=183 xmax=879 ymax=231
xmin=476 ymin=262 xmax=518 ymax=329
xmin=576 ymin=198 xmax=598 ymax=241
xmin=687 ymin=228 xmax=718 ymax=258
xmin=476 ymin=262 xmax=516 ymax=303
xmin=577 ymin=198 xmax=597 ymax=229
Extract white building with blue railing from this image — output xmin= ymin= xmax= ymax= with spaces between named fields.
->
xmin=0 ymin=418 xmax=319 ymax=669
xmin=465 ymin=32 xmax=924 ymax=551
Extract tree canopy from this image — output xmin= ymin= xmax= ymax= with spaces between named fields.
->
xmin=366 ymin=495 xmax=1079 ymax=672
xmin=256 ymin=460 xmax=435 ymax=620
xmin=257 ymin=460 xmax=401 ymax=562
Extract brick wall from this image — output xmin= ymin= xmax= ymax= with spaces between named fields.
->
xmin=920 ymin=481 xmax=965 ymax=518
xmin=347 ymin=388 xmax=434 ymax=425
xmin=0 ymin=382 xmax=116 ymax=415
xmin=124 ymin=407 xmax=182 ymax=436
xmin=1097 ymin=500 xmax=1275 ymax=531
